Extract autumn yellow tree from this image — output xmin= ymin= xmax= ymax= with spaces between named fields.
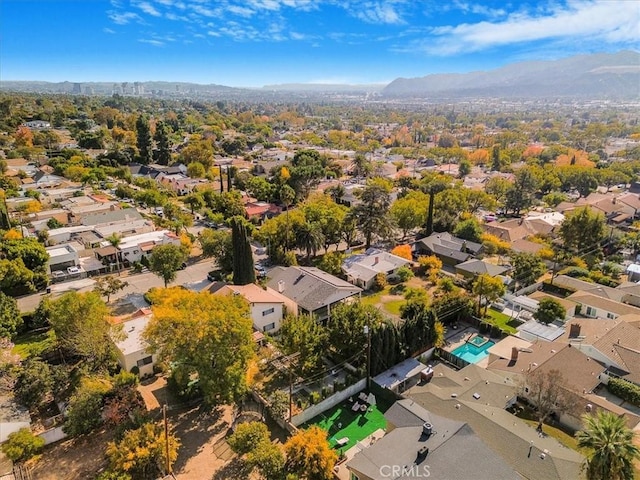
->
xmin=284 ymin=426 xmax=337 ymax=480
xmin=390 ymin=244 xmax=412 ymax=261
xmin=144 ymin=288 xmax=254 ymax=405
xmin=105 ymin=422 xmax=179 ymax=478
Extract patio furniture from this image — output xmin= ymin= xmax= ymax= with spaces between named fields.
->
xmin=336 ymin=437 xmax=349 ymax=447
xmin=352 ymin=402 xmax=361 ymax=412
xmin=359 ymin=392 xmax=368 ymax=402
xmin=360 ymin=404 xmax=367 ymax=412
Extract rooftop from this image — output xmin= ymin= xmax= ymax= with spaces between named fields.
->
xmin=113 ymin=311 xmax=153 ymax=356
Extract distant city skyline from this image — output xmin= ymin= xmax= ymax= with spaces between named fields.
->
xmin=2 ymin=0 xmax=639 ymax=87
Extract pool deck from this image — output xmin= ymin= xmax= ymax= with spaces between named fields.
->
xmin=443 ymin=327 xmax=491 ymax=368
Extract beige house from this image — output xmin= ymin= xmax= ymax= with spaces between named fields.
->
xmin=112 ymin=309 xmax=156 ymax=377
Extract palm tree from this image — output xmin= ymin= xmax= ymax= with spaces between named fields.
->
xmin=296 ymin=223 xmax=324 ymax=263
xmin=106 ymin=233 xmax=122 ymax=275
xmin=576 ymin=411 xmax=640 ymax=480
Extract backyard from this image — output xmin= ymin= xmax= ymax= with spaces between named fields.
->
xmin=301 ymin=392 xmax=392 ymax=454
xmin=484 ymin=308 xmax=520 ymax=334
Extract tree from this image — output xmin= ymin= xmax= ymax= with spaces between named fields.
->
xmin=352 ymin=153 xmax=373 ymax=178
xmin=485 ymin=176 xmax=511 ymax=205
xmin=317 ymin=251 xmax=344 ymax=276
xmin=63 ymin=377 xmax=113 ymax=436
xmin=418 ymin=255 xmax=442 ymax=283
xmin=289 ymin=149 xmax=327 ymax=199
xmin=153 ymin=120 xmax=172 ymax=165
xmin=472 ymin=274 xmax=505 ymax=316
xmin=400 ymin=300 xmax=442 ymax=353
xmin=505 ymin=168 xmax=539 ymax=215
xmin=149 ymin=244 xmax=187 ymax=287
xmin=228 ymin=421 xmax=270 ymax=455
xmin=230 ymin=216 xmax=255 ymax=285
xmin=0 ymin=291 xmax=22 ymax=339
xmin=390 ymin=244 xmax=412 ymax=261
xmin=326 ymin=302 xmax=383 ymax=361
xmin=296 ymin=222 xmax=324 ymax=262
xmin=1 ymin=428 xmax=45 ymax=462
xmin=351 ymin=178 xmax=394 ymax=249
xmin=46 ymin=217 xmax=63 ymax=229
xmin=284 ymin=426 xmax=337 ymax=480
xmin=106 ymin=422 xmax=180 ymax=479
xmin=534 ymin=298 xmax=566 ymax=324
xmin=135 ymin=116 xmax=152 ymax=165
xmin=186 ymin=161 xmax=205 ymax=178
xmin=49 ymin=291 xmax=118 ymax=371
xmin=93 ymin=276 xmax=129 ymax=303
xmin=14 ymin=358 xmax=53 ymax=410
xmin=144 ymin=288 xmax=254 ymax=405
xmin=576 ymin=410 xmax=640 ymax=480
xmin=419 ymin=173 xmax=450 ymax=235
xmin=183 ymin=193 xmax=204 ymax=215
xmin=390 ymin=191 xmax=429 ymax=239
xmin=525 ymin=369 xmax=569 ymax=430
xmin=453 ymin=217 xmax=483 ymax=243
xmin=105 ymin=234 xmax=122 ymax=275
xmin=511 ymin=252 xmax=547 ymax=288
xmin=278 ymin=314 xmax=327 ymax=375
xmin=267 ymin=390 xmax=289 ymax=420
xmin=199 ymin=228 xmax=233 ymax=272
xmin=559 ymin=206 xmax=606 ymax=254
xmin=458 ymin=158 xmax=472 ymax=178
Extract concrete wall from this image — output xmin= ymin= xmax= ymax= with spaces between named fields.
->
xmin=0 ymin=422 xmax=30 ymax=444
xmin=39 ymin=426 xmax=67 ymax=445
xmin=291 ymin=378 xmax=366 ymax=427
xmin=251 ymin=302 xmax=283 ymax=333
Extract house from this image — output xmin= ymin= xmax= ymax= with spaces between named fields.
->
xmin=216 ymin=283 xmax=291 ymax=333
xmin=405 ymin=363 xmax=583 ymax=480
xmin=373 ymin=357 xmax=429 ymax=394
xmin=412 ymin=232 xmax=481 ymax=266
xmin=567 ymin=290 xmax=640 ymax=319
xmin=489 ymin=339 xmax=640 ymax=430
xmin=80 ymin=208 xmax=143 ymax=226
xmin=46 ymin=242 xmax=80 ymax=275
xmin=342 ymin=248 xmax=412 ymax=289
xmin=244 ymin=202 xmax=281 ymax=222
xmin=112 ymin=309 xmax=156 ymax=377
xmin=556 ymin=192 xmax=635 ymax=223
xmin=0 ymin=396 xmax=31 ymax=443
xmin=346 ymin=399 xmax=520 ymax=480
xmin=116 ymin=230 xmax=180 ymax=264
xmin=266 ymin=266 xmax=362 ymax=322
xmin=454 ymin=258 xmax=509 ymax=279
xmin=23 ymin=120 xmax=51 ymax=129
xmin=559 ymin=318 xmax=640 ymax=387
xmin=552 ymin=275 xmax=640 ymax=309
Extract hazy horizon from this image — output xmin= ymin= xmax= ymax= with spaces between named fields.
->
xmin=2 ymin=0 xmax=639 ymax=88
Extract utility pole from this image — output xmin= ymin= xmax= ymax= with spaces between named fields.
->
xmin=163 ymin=404 xmax=171 ymax=475
xmin=364 ymin=325 xmax=371 ymax=390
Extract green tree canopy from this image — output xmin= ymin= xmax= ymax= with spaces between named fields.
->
xmin=0 ymin=291 xmax=22 ymax=339
xmin=278 ymin=313 xmax=327 ymax=376
xmin=149 ymin=244 xmax=187 ymax=287
xmin=326 ymin=302 xmax=383 ymax=362
xmin=559 ymin=206 xmax=606 ymax=255
xmin=144 ymin=288 xmax=254 ymax=405
xmin=534 ymin=297 xmax=566 ymax=324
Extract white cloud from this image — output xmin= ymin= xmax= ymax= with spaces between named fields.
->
xmin=135 ymin=1 xmax=162 ymax=16
xmin=347 ymin=1 xmax=405 ymax=25
xmin=424 ymin=1 xmax=640 ymax=55
xmin=452 ymin=1 xmax=506 ymax=19
xmin=108 ymin=11 xmax=142 ymax=24
xmin=103 ymin=27 xmax=116 ymax=34
xmin=227 ymin=5 xmax=256 ymax=17
xmin=139 ymin=38 xmax=165 ymax=46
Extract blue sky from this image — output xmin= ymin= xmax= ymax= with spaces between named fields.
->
xmin=2 ymin=0 xmax=639 ymax=87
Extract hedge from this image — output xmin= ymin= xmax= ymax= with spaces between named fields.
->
xmin=608 ymin=377 xmax=640 ymax=407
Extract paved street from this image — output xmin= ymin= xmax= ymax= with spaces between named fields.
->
xmin=17 ymin=258 xmax=215 ymax=312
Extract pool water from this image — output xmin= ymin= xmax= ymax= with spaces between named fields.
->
xmin=451 ymin=338 xmax=495 ymax=363
xmin=468 ymin=335 xmax=490 ymax=347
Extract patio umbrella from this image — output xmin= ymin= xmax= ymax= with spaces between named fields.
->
xmin=367 ymin=393 xmax=376 ymax=405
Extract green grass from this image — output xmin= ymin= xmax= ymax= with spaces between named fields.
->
xmin=12 ymin=330 xmax=56 ymax=359
xmin=484 ymin=308 xmax=519 ymax=334
xmin=361 ymin=287 xmax=405 ymax=316
xmin=520 ymin=418 xmax=582 ymax=452
xmin=303 ymin=398 xmax=388 ymax=453
xmin=383 ymin=299 xmax=405 ymax=316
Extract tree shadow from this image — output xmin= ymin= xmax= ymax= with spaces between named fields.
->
xmin=211 ymin=457 xmax=251 ymax=480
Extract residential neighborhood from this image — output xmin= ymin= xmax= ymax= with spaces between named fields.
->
xmin=1 ymin=87 xmax=640 ymax=480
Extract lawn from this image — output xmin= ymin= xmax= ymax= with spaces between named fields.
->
xmin=361 ymin=287 xmax=405 ymax=316
xmin=302 ymin=397 xmax=388 ymax=453
xmin=484 ymin=308 xmax=519 ymax=334
xmin=12 ymin=330 xmax=56 ymax=359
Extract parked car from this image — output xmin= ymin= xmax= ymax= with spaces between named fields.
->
xmin=207 ymin=270 xmax=224 ymax=282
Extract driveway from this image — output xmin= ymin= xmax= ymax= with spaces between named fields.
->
xmin=17 ymin=259 xmax=215 ymax=312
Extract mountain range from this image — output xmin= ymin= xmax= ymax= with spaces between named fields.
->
xmin=1 ymin=51 xmax=638 ymax=100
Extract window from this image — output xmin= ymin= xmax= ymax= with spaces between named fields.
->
xmin=137 ymin=356 xmax=153 ymax=367
xmin=586 ymin=306 xmax=595 ymax=317
xmin=262 ymin=307 xmax=275 ymax=316
xmin=263 ymin=323 xmax=276 ymax=332
xmin=607 ymin=312 xmax=615 ymax=319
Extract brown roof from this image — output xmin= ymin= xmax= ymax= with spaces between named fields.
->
xmin=529 ymin=291 xmax=579 ymax=314
xmin=510 ymin=238 xmax=545 ymax=254
xmin=534 ymin=345 xmax=605 ymax=394
xmin=568 ymin=291 xmax=640 ymax=317
xmin=94 ymin=245 xmax=118 ymax=256
xmin=592 ymin=322 xmax=640 ymax=379
xmin=482 ymin=219 xmax=532 ymax=242
xmin=557 ymin=317 xmax=621 ymax=345
xmin=217 ymin=283 xmax=285 ymax=304
xmin=487 ymin=341 xmax=566 ymax=376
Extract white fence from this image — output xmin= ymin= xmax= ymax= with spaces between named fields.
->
xmin=291 ymin=378 xmax=366 ymax=427
xmin=38 ymin=426 xmax=67 ymax=445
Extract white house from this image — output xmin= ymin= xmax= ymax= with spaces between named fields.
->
xmin=46 ymin=242 xmax=80 ymax=274
xmin=567 ymin=291 xmax=640 ymax=320
xmin=113 ymin=309 xmax=156 ymax=377
xmin=342 ymin=248 xmax=412 ymax=289
xmin=117 ymin=230 xmax=180 ymax=264
xmin=217 ymin=283 xmax=290 ymax=333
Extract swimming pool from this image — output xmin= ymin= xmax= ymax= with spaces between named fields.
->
xmin=451 ymin=336 xmax=495 ymax=363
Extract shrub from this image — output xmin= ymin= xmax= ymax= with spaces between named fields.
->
xmin=1 ymin=428 xmax=45 ymax=461
xmin=560 ymin=267 xmax=590 ymax=278
xmin=309 ymin=391 xmax=321 ymax=405
xmin=395 ymin=266 xmax=414 ymax=282
xmin=372 ymin=273 xmax=387 ymax=291
xmin=607 ymin=378 xmax=640 ymax=407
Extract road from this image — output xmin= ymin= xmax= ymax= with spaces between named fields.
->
xmin=17 ymin=259 xmax=215 ymax=312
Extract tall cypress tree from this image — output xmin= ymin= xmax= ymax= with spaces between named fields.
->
xmin=135 ymin=116 xmax=153 ymax=165
xmin=0 ymin=197 xmax=10 ymax=230
xmin=231 ymin=216 xmax=255 ymax=285
xmin=154 ymin=121 xmax=171 ymax=165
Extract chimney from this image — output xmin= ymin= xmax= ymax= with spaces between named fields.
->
xmin=569 ymin=323 xmax=581 ymax=338
xmin=422 ymin=422 xmax=433 ymax=437
xmin=416 ymin=446 xmax=429 ymax=463
xmin=374 ymin=256 xmax=379 ymax=265
xmin=277 ymin=280 xmax=285 ymax=293
xmin=511 ymin=346 xmax=519 ymax=362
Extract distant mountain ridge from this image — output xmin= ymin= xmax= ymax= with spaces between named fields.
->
xmin=382 ymin=51 xmax=640 ymax=99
